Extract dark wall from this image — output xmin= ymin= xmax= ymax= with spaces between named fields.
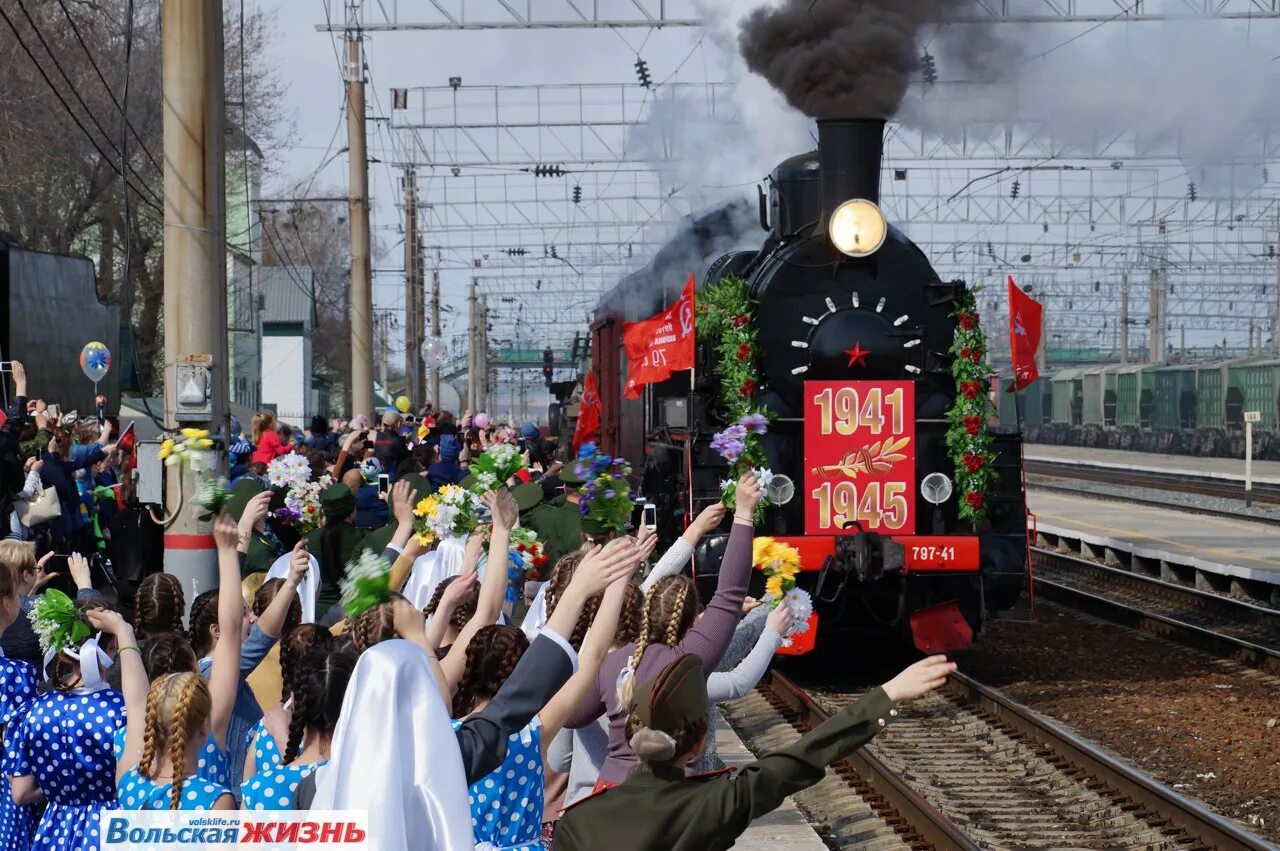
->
xmin=1 ymin=248 xmax=121 ymax=412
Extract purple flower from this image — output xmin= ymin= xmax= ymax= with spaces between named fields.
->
xmin=573 ymin=463 xmax=587 ymax=480
xmin=579 ymin=501 xmax=590 ymax=517
xmin=604 ymin=489 xmax=616 ymax=499
xmin=739 ymin=413 xmax=768 ymax=435
xmin=710 ymin=428 xmax=746 ymax=463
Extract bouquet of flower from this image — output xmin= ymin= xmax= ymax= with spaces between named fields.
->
xmin=752 ymin=537 xmax=813 ymax=647
xmin=192 ymin=477 xmax=229 ymax=522
xmin=29 ymin=588 xmax=90 ymax=656
xmin=340 ymin=550 xmax=392 ymax=619
xmin=274 ymin=475 xmax=330 ymax=535
xmin=413 ymin=483 xmax=483 ymax=547
xmin=573 ymin=444 xmax=636 ymax=534
xmin=467 ymin=443 xmax=526 ymax=494
xmin=711 ymin=414 xmax=779 ymax=514
xmin=158 ymin=428 xmax=216 ymax=472
xmin=267 ymin=452 xmax=312 ymax=492
xmin=485 ymin=525 xmax=549 ymax=580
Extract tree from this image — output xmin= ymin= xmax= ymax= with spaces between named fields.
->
xmin=0 ymin=0 xmax=287 ymax=394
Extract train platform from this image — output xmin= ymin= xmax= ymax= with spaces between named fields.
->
xmin=712 ymin=714 xmax=828 ymax=849
xmin=1027 ymin=489 xmax=1280 ymax=606
xmin=1024 ymin=444 xmax=1280 ymax=485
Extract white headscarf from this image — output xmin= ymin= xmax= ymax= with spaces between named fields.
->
xmin=266 ymin=552 xmax=321 ymax=624
xmin=403 ymin=534 xmax=468 ymax=611
xmin=310 ymin=640 xmax=473 ymax=851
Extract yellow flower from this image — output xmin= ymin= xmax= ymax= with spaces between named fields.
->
xmin=192 ymin=438 xmax=213 ymax=450
xmin=415 ymin=531 xmax=436 ymax=547
xmin=180 ymin=428 xmax=209 ymax=440
xmin=415 ymin=496 xmax=438 ymax=517
xmin=765 ymin=575 xmax=784 ymax=599
xmin=158 ymin=439 xmax=175 ymax=460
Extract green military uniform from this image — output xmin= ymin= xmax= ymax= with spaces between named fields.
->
xmin=523 ymin=494 xmax=582 ymax=566
xmin=308 ymin=484 xmax=368 ymax=614
xmin=554 ymin=655 xmax=899 ymax=851
xmin=226 ymin=478 xmax=283 ymax=577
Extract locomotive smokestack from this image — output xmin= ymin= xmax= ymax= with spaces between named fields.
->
xmin=818 ymin=118 xmax=885 ymax=215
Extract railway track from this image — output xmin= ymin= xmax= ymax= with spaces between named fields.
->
xmin=1027 ymin=478 xmax=1280 ymax=526
xmin=1025 ymin=458 xmax=1280 ymax=506
xmin=1030 ymin=548 xmax=1280 ymax=673
xmin=734 ymin=669 xmax=1274 ymax=850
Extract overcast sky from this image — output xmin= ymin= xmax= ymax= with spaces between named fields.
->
xmin=252 ymin=2 xmax=1280 ymax=367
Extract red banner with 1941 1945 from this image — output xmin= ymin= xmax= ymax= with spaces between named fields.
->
xmin=803 ymin=380 xmax=916 ymax=536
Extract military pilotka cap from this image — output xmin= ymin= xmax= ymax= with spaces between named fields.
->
xmin=226 ymin=478 xmax=266 ymax=522
xmin=631 ymin=653 xmax=708 ymax=731
xmin=512 ymin=482 xmax=543 ymax=513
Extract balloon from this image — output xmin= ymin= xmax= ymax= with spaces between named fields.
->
xmin=421 ymin=336 xmax=449 ymax=368
xmin=80 ymin=342 xmax=111 ymax=384
xmin=395 ymin=395 xmax=412 ymax=413
xmin=473 ymin=412 xmax=491 ymax=429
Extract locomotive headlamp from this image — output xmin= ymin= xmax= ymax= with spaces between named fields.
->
xmin=920 ymin=472 xmax=953 ymax=505
xmin=829 ymin=198 xmax=887 ymax=257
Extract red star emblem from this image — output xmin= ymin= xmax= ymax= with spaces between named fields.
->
xmin=844 ymin=342 xmax=870 ymax=369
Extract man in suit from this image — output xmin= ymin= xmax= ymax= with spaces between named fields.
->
xmin=553 ymin=653 xmax=956 ymax=851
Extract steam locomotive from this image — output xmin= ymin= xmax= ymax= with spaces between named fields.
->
xmin=587 ymin=118 xmax=1029 ymax=653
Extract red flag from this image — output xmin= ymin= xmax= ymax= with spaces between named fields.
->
xmin=1007 ymin=275 xmax=1043 ymax=391
xmin=623 ymin=274 xmax=696 ymax=399
xmin=572 ymin=371 xmax=601 ymax=452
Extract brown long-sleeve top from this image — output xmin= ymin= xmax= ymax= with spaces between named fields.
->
xmin=565 ymin=518 xmax=754 ymax=785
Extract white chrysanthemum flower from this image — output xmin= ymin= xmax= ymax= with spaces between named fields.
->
xmin=754 ymin=468 xmax=775 ymax=488
xmin=339 ymin=550 xmax=391 ymax=611
xmin=192 ymin=477 xmax=227 ymax=511
xmin=783 ymin=587 xmax=813 ymax=637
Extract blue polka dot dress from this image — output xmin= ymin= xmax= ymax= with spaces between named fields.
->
xmin=5 ymin=688 xmax=125 ymax=851
xmin=241 ymin=760 xmax=325 ymax=811
xmin=116 ymin=769 xmax=231 ymax=810
xmin=243 ymin=718 xmax=283 ymax=780
xmin=452 ymin=717 xmax=544 ymax=851
xmin=112 ymin=727 xmax=230 ymax=787
xmin=0 ymin=656 xmax=39 ymax=851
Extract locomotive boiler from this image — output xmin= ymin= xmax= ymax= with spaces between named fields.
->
xmin=588 ymin=118 xmax=1029 ymax=653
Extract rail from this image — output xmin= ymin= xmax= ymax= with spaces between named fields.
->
xmin=1032 ymin=548 xmax=1280 ymax=672
xmin=1025 ymin=458 xmax=1280 ymax=505
xmin=757 ymin=667 xmax=1274 ymax=850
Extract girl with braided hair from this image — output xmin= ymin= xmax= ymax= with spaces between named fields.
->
xmin=185 ymin=539 xmax=310 ymax=797
xmin=7 ymin=557 xmax=127 ymax=850
xmin=563 ymin=474 xmax=763 ymax=790
xmin=242 ymin=624 xmax=334 ymax=783
xmin=113 ymin=514 xmax=246 ymax=811
xmin=241 ymin=647 xmax=355 ymax=810
xmin=132 ymin=572 xmax=185 ymax=639
xmin=451 ymin=542 xmax=640 ymax=851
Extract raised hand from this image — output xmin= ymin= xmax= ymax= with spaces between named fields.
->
xmin=287 ymin=540 xmax=310 ymax=587
xmin=238 ymin=491 xmax=273 ymax=543
xmin=569 ymin=538 xmax=640 ymax=598
xmin=68 ymin=552 xmax=92 ymax=592
xmin=389 ymin=480 xmax=418 ymax=526
xmin=437 ymin=570 xmax=478 ymax=616
xmin=690 ymin=502 xmax=727 ymax=539
xmin=765 ymin=600 xmax=793 ymax=637
xmin=33 ymin=552 xmax=56 ymax=591
xmin=391 ymin=596 xmax=426 ymax=640
xmin=734 ymin=472 xmax=763 ymax=521
xmin=464 ymin=530 xmax=485 ymax=565
xmin=213 ymin=512 xmax=241 ymax=551
xmin=882 ymin=655 xmax=956 ymax=703
xmin=85 ymin=607 xmax=130 ymax=638
xmin=740 ymin=596 xmax=762 ymax=616
xmin=484 ymin=489 xmax=519 ymax=531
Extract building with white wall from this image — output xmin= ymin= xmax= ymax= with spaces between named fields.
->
xmin=260 ymin=266 xmax=316 ymax=428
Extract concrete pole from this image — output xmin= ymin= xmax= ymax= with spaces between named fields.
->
xmin=467 ymin=278 xmax=478 ymax=412
xmin=161 ymin=0 xmax=227 ymax=606
xmin=430 ymin=269 xmax=442 ymax=407
xmin=1119 ymin=273 xmax=1129 ymax=364
xmin=1148 ymin=269 xmax=1161 ymax=363
xmin=346 ymin=27 xmax=374 ymax=420
xmin=402 ymin=166 xmax=418 ymax=402
xmin=1274 ymin=226 xmax=1280 ymax=355
xmin=414 ymin=234 xmax=426 ymax=401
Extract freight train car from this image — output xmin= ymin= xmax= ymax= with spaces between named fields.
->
xmin=589 ymin=119 xmax=1030 ymax=654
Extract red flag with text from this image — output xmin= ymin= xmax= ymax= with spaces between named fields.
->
xmin=573 ymin=371 xmax=601 ymax=451
xmin=1007 ymin=275 xmax=1043 ymax=391
xmin=623 ymin=274 xmax=696 ymax=399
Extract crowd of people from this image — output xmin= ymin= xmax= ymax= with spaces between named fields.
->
xmin=0 ymin=361 xmax=955 ymax=850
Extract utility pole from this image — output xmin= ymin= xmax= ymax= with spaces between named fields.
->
xmin=346 ymin=15 xmax=374 ymax=420
xmin=377 ymin=312 xmax=389 ymax=391
xmin=1274 ymin=224 xmax=1280 ymax=355
xmin=467 ymin=277 xmax=479 ymax=411
xmin=1148 ymin=268 xmax=1163 ymax=363
xmin=402 ymin=166 xmax=419 ymax=403
xmin=1119 ymin=273 xmax=1129 ymax=364
xmin=161 ymin=0 xmax=227 ymax=605
xmin=480 ymin=294 xmax=491 ymax=413
xmin=430 ymin=269 xmax=441 ymax=406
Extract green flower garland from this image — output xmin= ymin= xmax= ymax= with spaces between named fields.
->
xmin=944 ymin=289 xmax=998 ymax=527
xmin=697 ymin=275 xmax=770 ymax=508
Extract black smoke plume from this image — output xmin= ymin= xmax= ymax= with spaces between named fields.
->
xmin=739 ymin=0 xmax=991 ymax=119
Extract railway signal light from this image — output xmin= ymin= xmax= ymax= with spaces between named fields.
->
xmin=542 ymin=348 xmax=554 ymax=387
xmin=635 ymin=57 xmax=652 ymax=88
